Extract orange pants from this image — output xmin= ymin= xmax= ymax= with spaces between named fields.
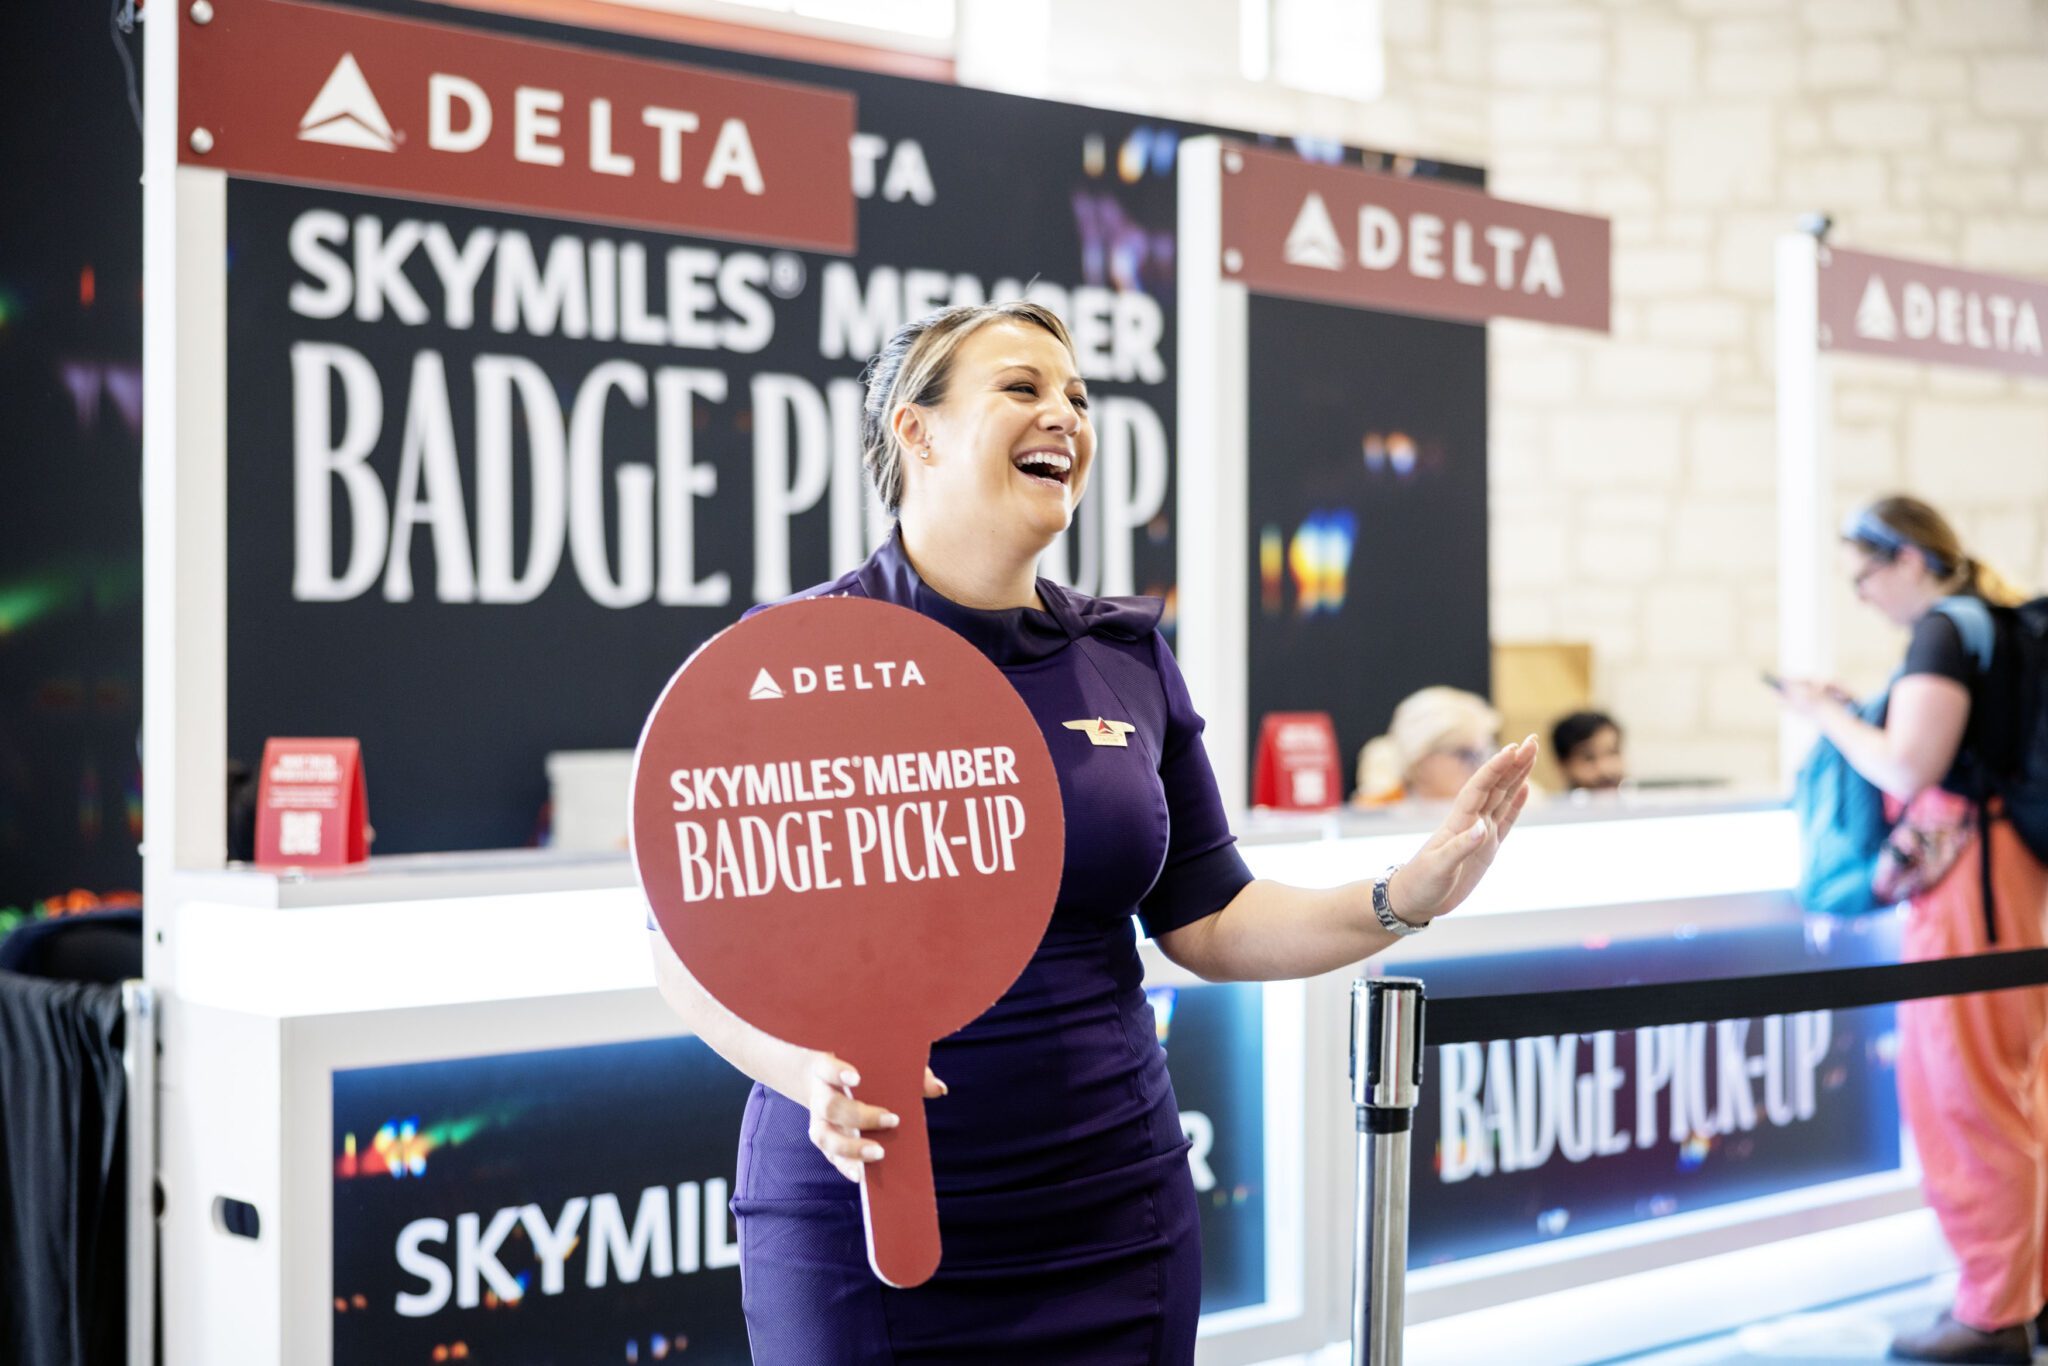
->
xmin=1897 ymin=795 xmax=2048 ymax=1331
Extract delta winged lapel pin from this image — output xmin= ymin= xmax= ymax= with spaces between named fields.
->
xmin=1063 ymin=718 xmax=1137 ymax=748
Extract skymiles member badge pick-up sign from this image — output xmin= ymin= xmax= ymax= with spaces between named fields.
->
xmin=630 ymin=598 xmax=1064 ymax=1287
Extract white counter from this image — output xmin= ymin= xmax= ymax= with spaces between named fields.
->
xmin=157 ymin=797 xmax=1940 ymax=1366
xmin=166 ymin=793 xmax=1799 ymax=1015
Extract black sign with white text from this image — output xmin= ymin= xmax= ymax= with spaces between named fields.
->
xmin=1404 ymin=911 xmax=1905 ymax=1266
xmin=224 ymin=8 xmax=1487 ymax=852
xmin=332 ymin=984 xmax=1269 ymax=1360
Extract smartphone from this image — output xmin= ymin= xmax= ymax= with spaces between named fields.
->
xmin=1760 ymin=671 xmax=1785 ymax=693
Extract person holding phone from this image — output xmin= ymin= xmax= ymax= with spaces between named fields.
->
xmin=648 ymin=301 xmax=1535 ymax=1364
xmin=1774 ymin=495 xmax=2048 ymax=1364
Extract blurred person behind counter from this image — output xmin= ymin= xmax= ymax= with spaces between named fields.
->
xmin=1355 ymin=686 xmax=1500 ymax=806
xmin=1552 ymin=710 xmax=1626 ymax=793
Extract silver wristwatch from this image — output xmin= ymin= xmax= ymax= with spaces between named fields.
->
xmin=1371 ymin=865 xmax=1427 ymax=937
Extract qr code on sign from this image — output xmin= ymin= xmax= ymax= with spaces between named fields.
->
xmin=279 ymin=811 xmax=323 ymax=857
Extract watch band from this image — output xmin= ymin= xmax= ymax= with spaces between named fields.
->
xmin=1372 ymin=865 xmax=1427 ymax=937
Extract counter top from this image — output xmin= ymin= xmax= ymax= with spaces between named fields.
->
xmin=165 ymin=802 xmax=1806 ymax=1017
xmin=177 ymin=791 xmax=1790 ymax=910
xmin=1234 ymin=787 xmax=1785 ymax=845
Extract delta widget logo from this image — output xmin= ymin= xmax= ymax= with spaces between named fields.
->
xmin=1283 ymin=192 xmax=1344 ymax=271
xmin=299 ymin=53 xmax=398 ymax=152
xmin=744 ymin=660 xmax=927 ymax=700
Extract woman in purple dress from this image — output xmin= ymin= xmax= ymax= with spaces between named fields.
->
xmin=651 ymin=301 xmax=1535 ymax=1363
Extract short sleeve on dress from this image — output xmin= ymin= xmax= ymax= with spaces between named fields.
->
xmin=1136 ymin=633 xmax=1255 ymax=939
xmin=1902 ymin=611 xmax=1973 ymax=687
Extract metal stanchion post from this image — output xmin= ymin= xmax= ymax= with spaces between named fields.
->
xmin=1350 ymin=977 xmax=1424 ymax=1366
xmin=122 ymin=981 xmax=156 ymax=1366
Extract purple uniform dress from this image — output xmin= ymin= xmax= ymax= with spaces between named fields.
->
xmin=729 ymin=531 xmax=1255 ymax=1364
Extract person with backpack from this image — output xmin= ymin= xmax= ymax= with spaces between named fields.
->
xmin=1777 ymin=495 xmax=2048 ymax=1365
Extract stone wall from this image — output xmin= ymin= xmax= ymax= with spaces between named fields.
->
xmin=957 ymin=0 xmax=2048 ymax=785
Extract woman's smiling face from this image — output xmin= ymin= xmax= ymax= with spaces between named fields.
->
xmin=898 ymin=319 xmax=1095 ymax=553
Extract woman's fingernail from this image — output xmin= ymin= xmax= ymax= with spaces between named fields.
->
xmin=840 ymin=1069 xmax=860 ymax=1087
xmin=880 ymin=1112 xmax=901 ymax=1128
xmin=862 ymin=1143 xmax=885 ymax=1161
xmin=937 ymin=1080 xmax=950 ymax=1096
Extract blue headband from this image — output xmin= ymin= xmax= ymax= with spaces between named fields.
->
xmin=1842 ymin=509 xmax=1950 ymax=577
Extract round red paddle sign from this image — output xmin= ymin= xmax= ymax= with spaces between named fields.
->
xmin=631 ymin=597 xmax=1063 ymax=1287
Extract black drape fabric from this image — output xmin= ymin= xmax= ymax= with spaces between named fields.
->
xmin=0 ymin=911 xmax=142 ymax=985
xmin=0 ymin=972 xmax=128 ymax=1366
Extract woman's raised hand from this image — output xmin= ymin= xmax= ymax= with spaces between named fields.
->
xmin=1387 ymin=736 xmax=1537 ymax=926
xmin=804 ymin=1052 xmax=949 ymax=1183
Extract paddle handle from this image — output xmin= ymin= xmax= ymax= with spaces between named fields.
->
xmin=855 ymin=1048 xmax=942 ymax=1288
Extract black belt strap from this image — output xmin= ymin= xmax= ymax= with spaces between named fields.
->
xmin=1428 ymin=947 xmax=2048 ymax=1046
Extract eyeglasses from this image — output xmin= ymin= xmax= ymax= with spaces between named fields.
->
xmin=1851 ymin=557 xmax=1891 ymax=591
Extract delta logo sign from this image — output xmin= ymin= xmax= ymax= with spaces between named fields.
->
xmin=1218 ymin=141 xmax=1611 ymax=332
xmin=1848 ymin=269 xmax=2044 ymax=360
xmin=290 ymin=51 xmax=774 ymax=193
xmin=1280 ymin=190 xmax=1569 ymax=301
xmin=179 ymin=0 xmax=856 ymax=250
xmin=298 ymin=54 xmax=397 ymax=152
xmin=744 ymin=658 xmax=929 ymax=701
xmin=1819 ymin=245 xmax=2048 ymax=382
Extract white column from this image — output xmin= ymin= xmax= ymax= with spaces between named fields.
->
xmin=1176 ymin=139 xmax=1252 ymax=814
xmin=1774 ymin=232 xmax=1831 ymax=783
xmin=142 ymin=9 xmax=230 ymax=954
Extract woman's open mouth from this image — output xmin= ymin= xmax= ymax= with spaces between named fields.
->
xmin=1012 ymin=450 xmax=1072 ymax=489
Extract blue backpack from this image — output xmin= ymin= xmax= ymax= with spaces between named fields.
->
xmin=1792 ymin=691 xmax=1893 ymax=917
xmin=1794 ymin=596 xmax=2048 ymax=929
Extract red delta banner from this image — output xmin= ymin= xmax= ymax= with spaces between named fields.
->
xmin=1817 ymin=245 xmax=2048 ymax=381
xmin=255 ymin=737 xmax=369 ymax=866
xmin=1220 ymin=142 xmax=1610 ymax=332
xmin=179 ymin=0 xmax=856 ymax=252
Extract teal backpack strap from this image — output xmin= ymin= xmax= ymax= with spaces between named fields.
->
xmin=1931 ymin=596 xmax=1995 ymax=673
xmin=1929 ymin=596 xmax=2003 ymax=944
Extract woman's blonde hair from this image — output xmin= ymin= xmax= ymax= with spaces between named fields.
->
xmin=859 ymin=301 xmax=1077 ymax=514
xmin=1356 ymin=686 xmax=1500 ymax=803
xmin=1843 ymin=495 xmax=2031 ymax=607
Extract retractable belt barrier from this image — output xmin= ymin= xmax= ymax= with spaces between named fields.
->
xmin=1350 ymin=979 xmax=1423 ymax=1366
xmin=1349 ymin=946 xmax=2048 ymax=1365
xmin=1427 ymin=945 xmax=2048 ymax=1046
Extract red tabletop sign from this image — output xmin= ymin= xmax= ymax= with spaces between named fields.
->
xmin=631 ymin=598 xmax=1064 ymax=1287
xmin=178 ymin=0 xmax=856 ymax=253
xmin=254 ymin=737 xmax=369 ymax=866
xmin=1251 ymin=712 xmax=1342 ymax=810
